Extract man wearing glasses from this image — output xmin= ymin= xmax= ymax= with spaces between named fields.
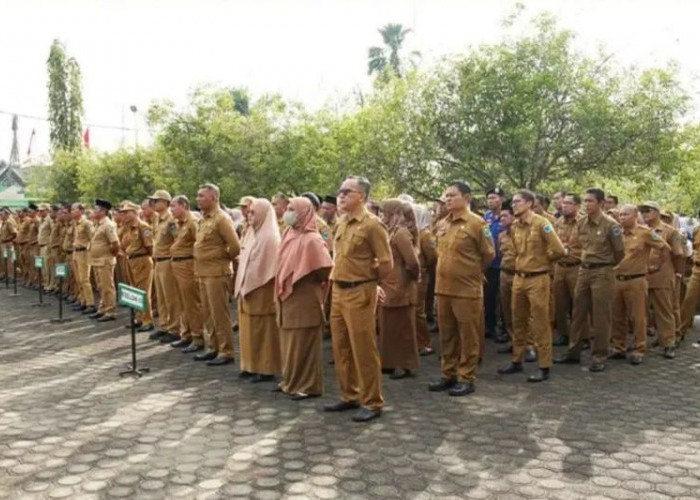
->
xmin=323 ymin=176 xmax=392 ymax=423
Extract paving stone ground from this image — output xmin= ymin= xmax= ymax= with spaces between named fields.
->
xmin=1 ymin=287 xmax=700 ymax=499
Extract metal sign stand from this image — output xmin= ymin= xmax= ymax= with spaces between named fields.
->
xmin=31 ymin=257 xmax=50 ymax=307
xmin=8 ymin=250 xmax=20 ymax=297
xmin=117 ymin=283 xmax=150 ymax=378
xmin=50 ymin=264 xmax=72 ymax=324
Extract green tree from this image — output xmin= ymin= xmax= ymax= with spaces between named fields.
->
xmin=47 ymin=40 xmax=84 ymax=152
xmin=368 ymin=23 xmax=420 ymax=78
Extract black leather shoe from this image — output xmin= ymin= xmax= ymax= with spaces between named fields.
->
xmin=206 ymin=356 xmax=234 ymax=366
xmin=554 ymin=353 xmax=580 ymax=364
xmin=248 ymin=374 xmax=274 ymax=383
xmin=629 ymin=354 xmax=643 ymax=365
xmin=82 ymin=306 xmax=98 ymax=315
xmin=589 ymin=363 xmax=606 ymax=372
xmin=137 ymin=324 xmax=154 ymax=333
xmin=524 ymin=348 xmax=537 ymax=363
xmin=182 ymin=343 xmax=204 ymax=353
xmin=323 ymin=400 xmax=360 ymax=412
xmin=124 ymin=322 xmax=143 ymax=330
xmin=239 ymin=371 xmax=254 ymax=379
xmin=232 ymin=322 xmax=239 ymax=332
xmin=149 ymin=330 xmax=166 ymax=341
xmin=418 ymin=347 xmax=434 ymax=356
xmin=497 ymin=362 xmax=523 ymax=375
xmin=193 ymin=350 xmax=218 ymax=361
xmin=609 ymin=350 xmax=626 ymax=360
xmin=497 ymin=344 xmax=513 ymax=354
xmin=528 ymin=368 xmax=550 ymax=383
xmin=97 ymin=315 xmax=116 ymax=322
xmin=581 ymin=340 xmax=591 ymax=351
xmin=448 ymin=382 xmax=475 ymax=396
xmin=553 ymin=334 xmax=569 ymax=347
xmin=160 ymin=333 xmax=179 ymax=344
xmin=171 ymin=339 xmax=190 ymax=348
xmin=72 ymin=305 xmax=86 ymax=312
xmin=389 ymin=369 xmax=411 ymax=380
xmin=663 ymin=347 xmax=676 ymax=359
xmin=494 ymin=334 xmax=510 ymax=344
xmin=428 ymin=377 xmax=457 ymax=392
xmin=88 ymin=312 xmax=104 ymax=319
xmin=351 ymin=408 xmax=381 ymax=422
xmin=290 ymin=393 xmax=319 ymax=401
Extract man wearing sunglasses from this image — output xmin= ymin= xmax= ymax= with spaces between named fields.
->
xmin=323 ymin=176 xmax=392 ymax=423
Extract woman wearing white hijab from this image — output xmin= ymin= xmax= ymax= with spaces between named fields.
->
xmin=235 ymin=198 xmax=282 ymax=383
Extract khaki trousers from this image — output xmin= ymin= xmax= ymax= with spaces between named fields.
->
xmin=172 ymin=259 xmax=204 ymax=344
xmin=570 ymin=267 xmax=614 ymax=364
xmin=680 ymin=266 xmax=700 ymax=336
xmin=436 ymin=294 xmax=482 ymax=383
xmin=648 ymin=285 xmax=676 ymax=348
xmin=154 ymin=259 xmax=181 ymax=333
xmin=512 ymin=274 xmax=552 ymax=368
xmin=611 ymin=276 xmax=648 ymax=355
xmin=330 ymin=282 xmax=384 ymax=411
xmin=553 ymin=264 xmax=579 ymax=338
xmin=127 ymin=256 xmax=154 ymax=325
xmin=41 ymin=247 xmax=51 ymax=290
xmin=199 ymin=275 xmax=234 ymax=357
xmin=94 ymin=264 xmax=116 ymax=315
xmin=73 ymin=251 xmax=94 ymax=307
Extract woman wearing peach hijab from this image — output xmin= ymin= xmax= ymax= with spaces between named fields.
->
xmin=378 ymin=199 xmax=420 ymax=379
xmin=235 ymin=198 xmax=282 ymax=383
xmin=275 ymin=197 xmax=333 ymax=399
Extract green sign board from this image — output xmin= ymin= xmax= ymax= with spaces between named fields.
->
xmin=10 ymin=249 xmax=16 ymax=262
xmin=118 ymin=283 xmax=147 ymax=312
xmin=34 ymin=256 xmax=45 ymax=269
xmin=1 ymin=247 xmax=7 ymax=259
xmin=55 ymin=263 xmax=69 ymax=278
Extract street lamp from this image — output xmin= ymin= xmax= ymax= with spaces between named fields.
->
xmin=130 ymin=105 xmax=138 ymax=148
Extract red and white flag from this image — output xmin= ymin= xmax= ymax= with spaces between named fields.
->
xmin=83 ymin=128 xmax=90 ymax=149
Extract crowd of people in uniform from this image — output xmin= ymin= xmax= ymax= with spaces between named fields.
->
xmin=0 ymin=176 xmax=699 ymax=423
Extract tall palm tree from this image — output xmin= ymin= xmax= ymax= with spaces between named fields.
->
xmin=367 ymin=23 xmax=420 ymax=78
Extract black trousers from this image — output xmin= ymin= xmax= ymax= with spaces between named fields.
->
xmin=484 ymin=267 xmax=504 ymax=336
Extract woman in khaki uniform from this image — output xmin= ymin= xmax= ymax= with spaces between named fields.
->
xmin=275 ymin=197 xmax=333 ymax=399
xmin=235 ymin=198 xmax=282 ymax=383
xmin=413 ymin=205 xmax=437 ymax=355
xmin=378 ymin=199 xmax=420 ymax=379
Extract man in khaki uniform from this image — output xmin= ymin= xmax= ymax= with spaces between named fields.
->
xmin=302 ymin=192 xmax=333 ymax=250
xmin=0 ymin=208 xmax=18 ymax=279
xmin=149 ymin=190 xmax=182 ymax=343
xmin=15 ymin=210 xmax=29 ymax=284
xmin=88 ymin=199 xmax=120 ymax=321
xmin=553 ymin=193 xmax=582 ymax=346
xmin=323 ymin=176 xmax=392 ymax=422
xmin=611 ymin=205 xmax=669 ymax=365
xmin=170 ymin=195 xmax=206 ymax=352
xmin=680 ymin=221 xmax=700 ymax=341
xmin=555 ymin=188 xmax=625 ymax=372
xmin=428 ymin=181 xmax=495 ymax=396
xmin=640 ymin=201 xmax=686 ymax=358
xmin=119 ymin=201 xmax=155 ymax=331
xmin=26 ymin=205 xmax=40 ymax=288
xmin=47 ymin=205 xmax=64 ymax=294
xmin=37 ymin=204 xmax=54 ymax=292
xmin=271 ymin=193 xmax=289 ymax=234
xmin=321 ymin=195 xmax=338 ymax=235
xmin=498 ymin=190 xmax=565 ymax=382
xmin=71 ymin=203 xmax=96 ymax=313
xmin=193 ymin=184 xmax=241 ymax=365
xmin=62 ymin=207 xmax=78 ymax=302
xmin=497 ymin=202 xmax=517 ymax=352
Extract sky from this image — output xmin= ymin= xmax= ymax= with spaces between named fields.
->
xmin=1 ymin=0 xmax=700 ymax=164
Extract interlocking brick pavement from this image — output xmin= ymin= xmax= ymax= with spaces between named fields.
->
xmin=1 ymin=288 xmax=700 ymax=499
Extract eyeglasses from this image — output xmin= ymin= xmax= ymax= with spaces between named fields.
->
xmin=337 ymin=189 xmax=361 ymax=197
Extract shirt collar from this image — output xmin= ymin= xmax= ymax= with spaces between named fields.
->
xmin=448 ymin=207 xmax=471 ymax=223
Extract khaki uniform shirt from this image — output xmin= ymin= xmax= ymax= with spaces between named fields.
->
xmin=382 ymin=227 xmax=419 ymax=307
xmin=277 ymin=217 xmax=287 ymax=235
xmin=171 ymin=212 xmax=198 ymax=258
xmin=27 ymin=218 xmax=39 ymax=246
xmin=89 ymin=218 xmax=119 ymax=266
xmin=16 ymin=219 xmax=29 ymax=245
xmin=615 ymin=224 xmax=669 ymax=276
xmin=63 ymin=221 xmax=75 ymax=253
xmin=153 ymin=211 xmax=176 ymax=258
xmin=193 ymin=207 xmax=240 ymax=277
xmin=0 ymin=217 xmax=17 ymax=243
xmin=418 ymin=229 xmax=437 ymax=273
xmin=38 ymin=217 xmax=53 ymax=247
xmin=330 ymin=209 xmax=392 ymax=283
xmin=647 ymin=221 xmax=685 ymax=288
xmin=692 ymin=227 xmax=700 ymax=264
xmin=577 ymin=212 xmax=624 ymax=264
xmin=316 ymin=215 xmax=332 ymax=250
xmin=435 ymin=208 xmax=495 ymax=299
xmin=73 ymin=217 xmax=93 ymax=250
xmin=555 ymin=216 xmax=582 ymax=264
xmin=498 ymin=230 xmax=516 ymax=271
xmin=49 ymin=220 xmax=64 ymax=249
xmin=512 ymin=213 xmax=565 ymax=273
xmin=123 ymin=219 xmax=153 ymax=256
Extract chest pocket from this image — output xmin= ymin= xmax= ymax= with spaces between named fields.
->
xmin=455 ymin=228 xmax=475 ymax=254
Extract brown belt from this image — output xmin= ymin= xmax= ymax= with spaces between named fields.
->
xmin=616 ymin=274 xmax=646 ymax=282
xmin=581 ymin=262 xmax=613 ymax=270
xmin=128 ymin=253 xmax=149 ymax=260
xmin=74 ymin=247 xmax=87 ymax=252
xmin=154 ymin=257 xmax=170 ymax=262
xmin=558 ymin=261 xmax=581 ymax=268
xmin=514 ymin=270 xmax=549 ymax=279
xmin=501 ymin=268 xmax=515 ymax=276
xmin=171 ymin=256 xmax=193 ymax=262
xmin=334 ymin=279 xmax=376 ymax=289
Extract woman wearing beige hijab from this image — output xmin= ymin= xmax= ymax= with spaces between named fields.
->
xmin=275 ymin=197 xmax=333 ymax=400
xmin=378 ymin=199 xmax=420 ymax=379
xmin=235 ymin=198 xmax=282 ymax=383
